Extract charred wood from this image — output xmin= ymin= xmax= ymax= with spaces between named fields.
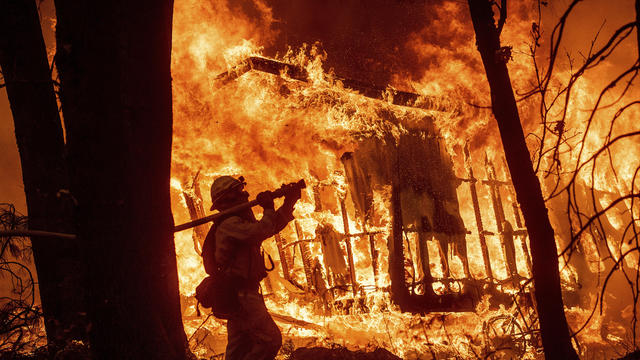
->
xmin=484 ymin=156 xmax=518 ymax=279
xmin=181 ymin=176 xmax=207 ymax=255
xmin=367 ymin=231 xmax=379 ymax=288
xmin=463 ymin=145 xmax=494 ymax=280
xmin=341 ymin=152 xmax=374 ymax=223
xmin=416 ymin=231 xmax=436 ymax=296
xmin=339 ymin=196 xmax=359 ymax=296
xmin=500 ymin=220 xmax=519 ymax=280
xmin=312 ymin=184 xmax=323 ymax=212
xmin=501 ymin=159 xmax=533 ymax=275
xmin=274 ymin=233 xmax=292 ymax=281
xmin=214 ymin=56 xmax=460 ymax=113
xmin=294 ymin=220 xmax=315 ymax=292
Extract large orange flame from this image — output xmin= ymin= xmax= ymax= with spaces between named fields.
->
xmin=170 ymin=1 xmax=640 ymax=358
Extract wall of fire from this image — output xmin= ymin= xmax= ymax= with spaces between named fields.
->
xmin=177 ymin=57 xmax=534 ymax=314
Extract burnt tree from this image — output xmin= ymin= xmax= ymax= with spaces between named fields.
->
xmin=0 ymin=0 xmax=87 ymax=348
xmin=54 ymin=1 xmax=191 ymax=358
xmin=467 ymin=1 xmax=579 ymax=359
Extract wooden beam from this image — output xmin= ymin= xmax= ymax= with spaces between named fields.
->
xmin=214 ymin=56 xmax=459 ymax=113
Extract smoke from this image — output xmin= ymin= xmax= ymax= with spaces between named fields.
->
xmin=265 ymin=0 xmax=449 ymax=87
xmin=228 ymin=0 xmax=478 ymax=91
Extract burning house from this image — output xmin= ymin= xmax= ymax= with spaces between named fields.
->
xmin=2 ymin=0 xmax=637 ymax=359
xmin=165 ymin=1 xmax=640 ymax=353
xmin=172 ymin=54 xmax=544 ymax=357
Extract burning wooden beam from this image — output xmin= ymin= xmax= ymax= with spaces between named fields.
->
xmin=339 ymin=152 xmax=381 ymax=288
xmin=501 ymin=158 xmax=533 ymax=275
xmin=484 ymin=156 xmax=518 ymax=280
xmin=341 ymin=152 xmax=374 ymax=224
xmin=181 ymin=173 xmax=208 ymax=255
xmin=214 ymin=56 xmax=460 ymax=113
xmin=312 ymin=184 xmax=323 ymax=212
xmin=366 ymin=230 xmax=379 ymax=288
xmin=294 ymin=220 xmax=315 ymax=292
xmin=463 ymin=144 xmax=494 ymax=281
xmin=269 ymin=312 xmax=323 ymax=331
xmin=339 ymin=195 xmax=359 ymax=296
xmin=274 ymin=233 xmax=292 ymax=281
xmin=416 ymin=222 xmax=437 ymax=296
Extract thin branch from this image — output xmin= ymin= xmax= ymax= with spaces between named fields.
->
xmin=600 ymin=246 xmax=640 ymax=314
xmin=561 ymin=192 xmax=640 ymax=257
xmin=0 ymin=229 xmax=77 ymax=240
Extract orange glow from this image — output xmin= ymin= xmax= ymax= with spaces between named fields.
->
xmin=170 ymin=1 xmax=639 ymax=358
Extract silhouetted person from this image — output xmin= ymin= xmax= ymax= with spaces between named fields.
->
xmin=202 ymin=176 xmax=300 ymax=360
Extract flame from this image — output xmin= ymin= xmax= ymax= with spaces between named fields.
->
xmin=169 ymin=0 xmax=639 ymax=358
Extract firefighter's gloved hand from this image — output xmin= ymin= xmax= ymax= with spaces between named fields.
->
xmin=283 ymin=183 xmax=302 ymax=205
xmin=256 ymin=191 xmax=275 ymax=210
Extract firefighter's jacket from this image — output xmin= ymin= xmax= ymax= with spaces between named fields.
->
xmin=210 ymin=208 xmax=293 ymax=285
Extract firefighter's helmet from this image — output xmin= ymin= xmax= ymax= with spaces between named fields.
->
xmin=210 ymin=175 xmax=246 ymax=210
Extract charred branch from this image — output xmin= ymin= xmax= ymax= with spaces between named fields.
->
xmin=0 ymin=230 xmax=77 ymax=240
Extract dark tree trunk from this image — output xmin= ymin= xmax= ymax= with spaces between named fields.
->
xmin=466 ymin=1 xmax=579 ymax=359
xmin=54 ymin=1 xmax=191 ymax=359
xmin=636 ymin=0 xmax=639 ymax=59
xmin=0 ymin=0 xmax=88 ymax=347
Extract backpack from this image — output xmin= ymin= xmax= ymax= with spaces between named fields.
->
xmin=195 ymin=221 xmax=241 ymax=319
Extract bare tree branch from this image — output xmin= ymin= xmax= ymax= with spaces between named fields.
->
xmin=0 ymin=230 xmax=77 ymax=240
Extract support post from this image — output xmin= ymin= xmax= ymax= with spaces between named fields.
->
xmin=339 ymin=196 xmax=358 ymax=296
xmin=484 ymin=155 xmax=518 ymax=278
xmin=368 ymin=232 xmax=379 ymax=288
xmin=501 ymin=158 xmax=533 ymax=275
xmin=463 ymin=145 xmax=493 ymax=280
xmin=417 ymin=229 xmax=437 ymax=297
xmin=312 ymin=184 xmax=323 ymax=212
xmin=181 ymin=175 xmax=207 ymax=255
xmin=275 ymin=233 xmax=292 ymax=281
xmin=294 ymin=220 xmax=315 ymax=292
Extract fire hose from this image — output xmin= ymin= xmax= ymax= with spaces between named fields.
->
xmin=0 ymin=179 xmax=306 ymax=239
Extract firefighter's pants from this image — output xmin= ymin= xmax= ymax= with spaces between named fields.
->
xmin=225 ymin=287 xmax=282 ymax=360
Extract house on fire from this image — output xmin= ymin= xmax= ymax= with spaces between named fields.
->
xmin=182 ymin=56 xmax=533 ymax=313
